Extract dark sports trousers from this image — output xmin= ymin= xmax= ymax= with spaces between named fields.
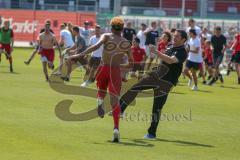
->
xmin=120 ymin=66 xmax=173 ymax=137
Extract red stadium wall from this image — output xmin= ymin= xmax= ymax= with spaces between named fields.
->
xmin=0 ymin=9 xmax=96 ymax=42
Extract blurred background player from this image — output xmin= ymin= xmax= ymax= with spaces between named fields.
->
xmin=204 ymin=40 xmax=214 ymax=81
xmin=79 ymin=21 xmax=93 ymax=46
xmin=184 ymin=29 xmax=202 ymax=91
xmin=230 ymin=33 xmax=240 ymax=84
xmin=0 ymin=20 xmax=14 ymax=72
xmin=136 ymin=23 xmax=147 ymax=50
xmin=131 ymin=37 xmax=146 ymax=79
xmin=144 ymin=21 xmax=159 ymax=71
xmin=38 ymin=22 xmax=61 ymax=81
xmin=55 ymin=23 xmax=75 ymax=75
xmin=81 ymin=25 xmax=103 ymax=87
xmin=208 ymin=26 xmax=227 ymax=85
xmin=186 ymin=18 xmax=201 ymax=37
xmin=67 ymin=17 xmax=133 ymax=143
xmin=24 ymin=20 xmax=54 ymax=65
xmin=122 ymin=21 xmax=136 ymax=43
xmin=61 ymin=26 xmax=87 ymax=82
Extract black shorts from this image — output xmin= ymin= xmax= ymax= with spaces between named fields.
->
xmin=213 ymin=54 xmax=223 ymax=66
xmin=230 ymin=54 xmax=236 ymax=62
xmin=186 ymin=60 xmax=201 ymax=70
xmin=132 ymin=63 xmax=144 ymax=72
xmin=204 ymin=59 xmax=214 ymax=67
xmin=89 ymin=57 xmax=101 ymax=68
xmin=235 ymin=52 xmax=240 ymax=64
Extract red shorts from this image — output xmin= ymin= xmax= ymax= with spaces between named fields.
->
xmin=39 ymin=48 xmax=55 ymax=63
xmin=96 ymin=65 xmax=121 ymax=97
xmin=0 ymin=43 xmax=11 ymax=54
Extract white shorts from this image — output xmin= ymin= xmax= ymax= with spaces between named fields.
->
xmin=41 ymin=56 xmax=48 ymax=62
xmin=145 ymin=45 xmax=156 ymax=58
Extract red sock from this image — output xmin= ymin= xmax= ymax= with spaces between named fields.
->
xmin=112 ymin=104 xmax=120 ymax=129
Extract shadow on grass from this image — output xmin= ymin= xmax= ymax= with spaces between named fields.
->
xmin=171 ymin=91 xmax=186 ymax=95
xmin=0 ymin=71 xmax=20 ymax=74
xmin=105 ymin=139 xmax=154 ymax=147
xmin=155 ymin=138 xmax=214 ymax=148
xmin=196 ymin=90 xmax=213 ymax=93
xmin=220 ymin=85 xmax=240 ymax=90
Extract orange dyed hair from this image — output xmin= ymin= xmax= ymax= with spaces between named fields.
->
xmin=110 ymin=17 xmax=124 ymax=28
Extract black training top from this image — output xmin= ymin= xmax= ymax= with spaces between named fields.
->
xmin=160 ymin=45 xmax=188 ymax=85
xmin=145 ymin=30 xmax=159 ymax=45
xmin=211 ymin=35 xmax=226 ymax=55
xmin=123 ymin=28 xmax=136 ymax=42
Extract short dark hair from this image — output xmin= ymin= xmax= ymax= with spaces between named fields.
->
xmin=73 ymin=26 xmax=80 ymax=33
xmin=189 ymin=18 xmax=195 ymax=22
xmin=141 ymin=23 xmax=147 ymax=27
xmin=170 ymin=28 xmax=176 ymax=33
xmin=134 ymin=37 xmax=140 ymax=43
xmin=215 ymin=26 xmax=221 ymax=31
xmin=189 ymin=29 xmax=197 ymax=36
xmin=177 ymin=30 xmax=188 ymax=42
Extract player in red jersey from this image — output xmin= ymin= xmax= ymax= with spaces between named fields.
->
xmin=67 ymin=17 xmax=133 ymax=142
xmin=158 ymin=31 xmax=172 ymax=53
xmin=131 ymin=37 xmax=146 ymax=78
xmin=230 ymin=33 xmax=240 ymax=84
xmin=204 ymin=40 xmax=214 ymax=80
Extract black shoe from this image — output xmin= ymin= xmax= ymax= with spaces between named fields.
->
xmin=208 ymin=77 xmax=217 ymax=86
xmin=202 ymin=81 xmax=207 ymax=84
xmin=60 ymin=76 xmax=70 ymax=82
xmin=24 ymin=60 xmax=30 ymax=65
xmin=238 ymin=78 xmax=240 ymax=84
xmin=219 ymin=74 xmax=224 ymax=83
xmin=227 ymin=70 xmax=230 ymax=76
xmin=97 ymin=103 xmax=105 ymax=118
xmin=207 ymin=76 xmax=212 ymax=80
xmin=10 ymin=66 xmax=13 ymax=73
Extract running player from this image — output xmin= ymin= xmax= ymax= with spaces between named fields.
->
xmin=67 ymin=17 xmax=133 ymax=142
xmin=81 ymin=25 xmax=103 ymax=87
xmin=184 ymin=29 xmax=202 ymax=91
xmin=208 ymin=26 xmax=227 ymax=85
xmin=60 ymin=26 xmax=87 ymax=82
xmin=24 ymin=20 xmax=54 ymax=65
xmin=230 ymin=33 xmax=240 ymax=84
xmin=54 ymin=24 xmax=75 ymax=75
xmin=0 ymin=20 xmax=14 ymax=72
xmin=38 ymin=22 xmax=61 ymax=81
xmin=144 ymin=21 xmax=159 ymax=71
xmin=204 ymin=40 xmax=214 ymax=80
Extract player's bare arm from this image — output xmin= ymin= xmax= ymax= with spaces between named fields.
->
xmin=120 ymin=47 xmax=134 ymax=69
xmin=67 ymin=34 xmax=106 ymax=61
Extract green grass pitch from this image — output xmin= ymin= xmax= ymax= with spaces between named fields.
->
xmin=0 ymin=48 xmax=240 ymax=160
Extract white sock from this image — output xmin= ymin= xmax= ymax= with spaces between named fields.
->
xmin=97 ymin=98 xmax=104 ymax=106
